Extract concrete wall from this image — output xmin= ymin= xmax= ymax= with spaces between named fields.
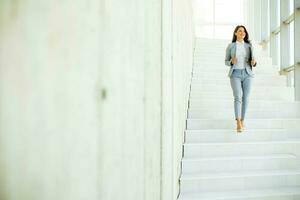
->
xmin=162 ymin=0 xmax=195 ymax=199
xmin=0 ymin=0 xmax=194 ymax=200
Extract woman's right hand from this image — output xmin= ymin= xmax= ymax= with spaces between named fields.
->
xmin=230 ymin=57 xmax=237 ymax=65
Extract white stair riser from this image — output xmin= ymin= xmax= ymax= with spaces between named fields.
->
xmin=193 ymin=57 xmax=271 ymax=64
xmin=192 ymin=69 xmax=280 ymax=77
xmin=194 ymin=48 xmax=267 ymax=53
xmin=196 ymin=45 xmax=271 ymax=50
xmin=192 ymin=76 xmax=286 ymax=83
xmin=193 ymin=69 xmax=280 ymax=76
xmin=193 ymin=53 xmax=269 ymax=59
xmin=189 ymin=97 xmax=294 ymax=103
xmin=189 ymin=93 xmax=294 ymax=101
xmin=195 ymin=42 xmax=263 ymax=47
xmin=190 ymin=85 xmax=292 ymax=93
xmin=193 ymin=56 xmax=272 ymax=62
xmin=178 ymin=194 xmax=300 ymax=200
xmin=191 ymin=79 xmax=286 ymax=86
xmin=183 ymin=142 xmax=300 ymax=158
xmin=195 ymin=42 xmax=262 ymax=46
xmin=180 ymin=174 xmax=300 ymax=193
xmin=186 ymin=119 xmax=300 ymax=130
xmin=193 ymin=61 xmax=273 ymax=66
xmin=192 ymin=71 xmax=279 ymax=78
xmin=195 ymin=44 xmax=264 ymax=50
xmin=193 ymin=54 xmax=269 ymax=60
xmin=189 ymin=88 xmax=294 ymax=100
xmin=188 ymin=100 xmax=300 ymax=110
xmin=193 ymin=63 xmax=276 ymax=67
xmin=185 ymin=131 xmax=288 ymax=143
xmin=187 ymin=110 xmax=300 ymax=119
xmin=193 ymin=66 xmax=279 ymax=74
xmin=182 ymin=157 xmax=298 ymax=174
xmin=190 ymin=88 xmax=292 ymax=93
xmin=192 ymin=70 xmax=279 ymax=76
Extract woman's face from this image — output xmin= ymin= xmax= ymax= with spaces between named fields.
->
xmin=235 ymin=27 xmax=246 ymax=40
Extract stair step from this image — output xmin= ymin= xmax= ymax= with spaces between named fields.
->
xmin=192 ymin=70 xmax=280 ymax=78
xmin=193 ymin=51 xmax=269 ymax=57
xmin=187 ymin=108 xmax=300 ymax=119
xmin=192 ymin=78 xmax=287 ymax=87
xmin=190 ymin=84 xmax=292 ymax=93
xmin=182 ymin=154 xmax=298 ymax=173
xmin=178 ymin=186 xmax=300 ymax=200
xmin=188 ymin=99 xmax=300 ymax=110
xmin=183 ymin=139 xmax=300 ymax=158
xmin=180 ymin=169 xmax=300 ymax=193
xmin=186 ymin=119 xmax=300 ymax=130
xmin=184 ymin=129 xmax=289 ymax=143
xmin=193 ymin=57 xmax=272 ymax=63
xmin=189 ymin=92 xmax=294 ymax=102
xmin=193 ymin=61 xmax=273 ymax=66
xmin=193 ymin=66 xmax=279 ymax=74
xmin=181 ymin=168 xmax=300 ymax=180
xmin=190 ymin=91 xmax=293 ymax=99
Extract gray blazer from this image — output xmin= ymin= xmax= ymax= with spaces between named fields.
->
xmin=225 ymin=42 xmax=257 ymax=77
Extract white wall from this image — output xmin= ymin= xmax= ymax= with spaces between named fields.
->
xmin=170 ymin=0 xmax=195 ymax=198
xmin=0 ymin=0 xmax=194 ymax=199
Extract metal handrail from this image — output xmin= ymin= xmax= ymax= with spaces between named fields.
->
xmin=281 ymin=62 xmax=300 ymax=73
xmin=260 ymin=11 xmax=295 ymax=45
xmin=283 ymin=64 xmax=295 ymax=72
xmin=272 ymin=27 xmax=281 ymax=35
xmin=283 ymin=13 xmax=294 ymax=24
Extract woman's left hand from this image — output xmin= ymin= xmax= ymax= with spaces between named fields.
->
xmin=251 ymin=59 xmax=256 ymax=66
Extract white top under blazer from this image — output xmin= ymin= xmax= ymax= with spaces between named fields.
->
xmin=233 ymin=40 xmax=246 ymax=70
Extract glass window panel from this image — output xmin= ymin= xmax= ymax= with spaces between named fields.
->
xmin=215 ymin=0 xmax=244 ymax=24
xmin=193 ymin=0 xmax=214 ymax=24
xmin=193 ymin=0 xmax=245 ymax=39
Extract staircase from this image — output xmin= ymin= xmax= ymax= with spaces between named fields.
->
xmin=178 ymin=38 xmax=300 ymax=200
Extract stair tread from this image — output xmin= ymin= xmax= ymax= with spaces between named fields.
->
xmin=178 ymin=186 xmax=300 ymax=199
xmin=182 ymin=153 xmax=297 ymax=162
xmin=180 ymin=168 xmax=300 ymax=180
xmin=188 ymin=118 xmax=300 ymax=120
xmin=186 ymin=128 xmax=287 ymax=133
xmin=184 ymin=139 xmax=300 ymax=146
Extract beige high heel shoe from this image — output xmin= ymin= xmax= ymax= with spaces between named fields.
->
xmin=236 ymin=119 xmax=242 ymax=133
xmin=241 ymin=120 xmax=245 ymax=130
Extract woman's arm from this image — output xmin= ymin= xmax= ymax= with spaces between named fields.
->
xmin=225 ymin=43 xmax=233 ymax=66
xmin=250 ymin=45 xmax=257 ymax=67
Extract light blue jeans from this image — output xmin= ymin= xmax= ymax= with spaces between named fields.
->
xmin=230 ymin=68 xmax=253 ymax=120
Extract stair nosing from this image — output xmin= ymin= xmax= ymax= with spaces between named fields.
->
xmin=183 ymin=139 xmax=300 ymax=146
xmin=180 ymin=169 xmax=300 ymax=180
xmin=182 ymin=153 xmax=297 ymax=162
xmin=178 ymin=186 xmax=300 ymax=199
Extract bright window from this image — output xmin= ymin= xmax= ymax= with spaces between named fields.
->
xmin=193 ymin=0 xmax=245 ymax=39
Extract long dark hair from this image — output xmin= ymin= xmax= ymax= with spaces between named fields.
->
xmin=231 ymin=25 xmax=251 ymax=44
